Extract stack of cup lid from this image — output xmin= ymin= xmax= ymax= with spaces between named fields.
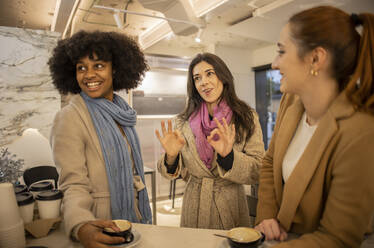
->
xmin=13 ymin=184 xmax=28 ymax=195
xmin=29 ymin=181 xmax=53 ymax=197
xmin=16 ymin=192 xmax=35 ymax=224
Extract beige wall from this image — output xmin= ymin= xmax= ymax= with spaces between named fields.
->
xmin=252 ymin=44 xmax=277 ymax=67
xmin=215 ymin=45 xmax=255 ymax=108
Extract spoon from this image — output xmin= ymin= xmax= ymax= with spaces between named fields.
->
xmin=213 ymin=233 xmax=241 ymax=242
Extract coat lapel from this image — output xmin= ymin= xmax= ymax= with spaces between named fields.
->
xmin=273 ymin=97 xmax=304 ymax=205
xmin=277 ymin=93 xmax=355 ymax=230
xmin=72 ymin=95 xmax=105 ymax=164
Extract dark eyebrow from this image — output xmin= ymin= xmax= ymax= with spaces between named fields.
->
xmin=277 ymin=42 xmax=284 ymax=48
xmin=193 ymin=68 xmax=215 ymax=77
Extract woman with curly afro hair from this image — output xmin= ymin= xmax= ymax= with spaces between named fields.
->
xmin=49 ymin=30 xmax=152 ymax=248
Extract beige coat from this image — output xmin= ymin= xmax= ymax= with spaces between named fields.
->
xmin=256 ymin=93 xmax=374 ymax=248
xmin=50 ymin=94 xmax=143 ymax=239
xmin=158 ymin=111 xmax=265 ymax=230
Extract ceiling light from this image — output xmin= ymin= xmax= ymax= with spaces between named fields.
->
xmin=113 ymin=10 xmax=124 ymax=29
xmin=195 ymin=28 xmax=203 ymax=43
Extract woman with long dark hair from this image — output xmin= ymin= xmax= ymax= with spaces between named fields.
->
xmin=156 ymin=53 xmax=265 ymax=229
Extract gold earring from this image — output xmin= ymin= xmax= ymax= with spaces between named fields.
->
xmin=310 ymin=69 xmax=318 ymax=76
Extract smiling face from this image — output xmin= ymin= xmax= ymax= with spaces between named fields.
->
xmin=193 ymin=61 xmax=224 ymax=113
xmin=272 ymin=23 xmax=312 ymax=95
xmin=76 ymin=53 xmax=114 ymax=101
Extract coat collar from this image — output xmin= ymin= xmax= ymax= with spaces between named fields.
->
xmin=276 ymin=92 xmax=355 ymax=230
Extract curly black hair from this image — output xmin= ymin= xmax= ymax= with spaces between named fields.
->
xmin=48 ymin=30 xmax=148 ymax=94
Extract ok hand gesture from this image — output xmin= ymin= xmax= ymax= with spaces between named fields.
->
xmin=155 ymin=120 xmax=186 ymax=161
xmin=207 ymin=117 xmax=235 ymax=158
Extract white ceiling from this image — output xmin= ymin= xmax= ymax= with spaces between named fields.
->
xmin=0 ymin=0 xmax=373 ymax=54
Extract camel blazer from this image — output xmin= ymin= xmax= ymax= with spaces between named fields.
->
xmin=51 ymin=94 xmax=144 ymax=239
xmin=256 ymin=93 xmax=374 ymax=248
xmin=158 ymin=111 xmax=265 ymax=230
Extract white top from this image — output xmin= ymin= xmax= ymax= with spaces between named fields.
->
xmin=282 ymin=112 xmax=318 ymax=182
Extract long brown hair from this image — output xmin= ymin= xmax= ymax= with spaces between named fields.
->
xmin=289 ymin=6 xmax=374 ymax=114
xmin=179 ymin=53 xmax=255 ymax=143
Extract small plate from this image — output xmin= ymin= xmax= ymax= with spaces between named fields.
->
xmin=110 ymin=229 xmax=141 ymax=247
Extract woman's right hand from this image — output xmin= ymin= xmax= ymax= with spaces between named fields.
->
xmin=155 ymin=120 xmax=185 ymax=162
xmin=78 ymin=220 xmax=124 ymax=248
xmin=255 ymin=218 xmax=288 ymax=241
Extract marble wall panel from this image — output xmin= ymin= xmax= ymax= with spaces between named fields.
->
xmin=0 ymin=26 xmax=61 ymax=146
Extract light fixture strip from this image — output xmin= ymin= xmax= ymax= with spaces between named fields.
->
xmin=252 ymin=0 xmax=294 ymax=17
xmin=93 ymin=5 xmax=203 ymax=28
xmin=190 ymin=0 xmax=229 ymax=18
xmin=113 ymin=11 xmax=124 ymax=29
xmin=62 ymin=0 xmax=81 ymax=38
xmin=51 ymin=0 xmax=62 ymax=31
xmin=138 ymin=21 xmax=173 ymax=49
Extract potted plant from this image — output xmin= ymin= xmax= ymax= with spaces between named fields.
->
xmin=0 ymin=148 xmax=24 ymax=184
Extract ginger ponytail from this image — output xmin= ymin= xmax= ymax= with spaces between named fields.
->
xmin=345 ymin=13 xmax=374 ymax=115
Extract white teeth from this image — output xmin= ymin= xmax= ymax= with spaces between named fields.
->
xmin=86 ymin=82 xmax=101 ymax=87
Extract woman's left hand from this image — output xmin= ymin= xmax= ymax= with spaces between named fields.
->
xmin=207 ymin=117 xmax=235 ymax=157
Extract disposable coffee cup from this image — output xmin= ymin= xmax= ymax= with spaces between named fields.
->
xmin=29 ymin=181 xmax=53 ymax=198
xmin=16 ymin=192 xmax=35 ymax=224
xmin=35 ymin=190 xmax=63 ymax=219
xmin=0 ymin=183 xmax=24 ymax=229
xmin=103 ymin=219 xmax=134 ymax=244
xmin=13 ymin=184 xmax=28 ymax=194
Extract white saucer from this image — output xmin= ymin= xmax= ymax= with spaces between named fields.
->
xmin=110 ymin=229 xmax=141 ymax=247
xmin=217 ymin=238 xmax=270 ymax=248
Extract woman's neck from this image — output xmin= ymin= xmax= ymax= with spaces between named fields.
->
xmin=300 ymin=78 xmax=339 ymax=126
xmin=207 ymin=102 xmax=217 ymax=116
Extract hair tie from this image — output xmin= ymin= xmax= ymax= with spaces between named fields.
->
xmin=351 ymin=13 xmax=363 ymax=27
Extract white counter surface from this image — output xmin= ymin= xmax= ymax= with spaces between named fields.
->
xmin=26 ymin=223 xmax=281 ymax=248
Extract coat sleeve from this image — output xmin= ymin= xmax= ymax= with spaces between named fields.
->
xmin=217 ymin=111 xmax=265 ymax=185
xmin=157 ymin=152 xmax=183 ymax=180
xmin=273 ymin=129 xmax=374 ymax=248
xmin=156 ymin=117 xmax=184 ymax=180
xmin=50 ymin=107 xmax=96 ymax=240
xmin=255 ymin=94 xmax=290 ymax=224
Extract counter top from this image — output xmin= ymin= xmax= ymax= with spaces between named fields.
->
xmin=26 ymin=223 xmax=282 ymax=248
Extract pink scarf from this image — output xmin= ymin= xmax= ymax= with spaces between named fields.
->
xmin=189 ymin=101 xmax=233 ymax=169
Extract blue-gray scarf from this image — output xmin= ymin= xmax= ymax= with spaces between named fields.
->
xmin=81 ymin=92 xmax=152 ymax=224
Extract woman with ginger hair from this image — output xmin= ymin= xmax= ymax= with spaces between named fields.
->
xmin=255 ymin=6 xmax=374 ymax=248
